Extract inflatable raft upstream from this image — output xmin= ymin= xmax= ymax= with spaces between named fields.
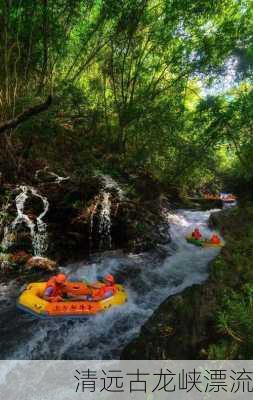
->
xmin=186 ymin=235 xmax=224 ymax=248
xmin=18 ymin=282 xmax=128 ymax=318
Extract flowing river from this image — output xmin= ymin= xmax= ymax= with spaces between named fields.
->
xmin=0 ymin=208 xmax=222 ymax=359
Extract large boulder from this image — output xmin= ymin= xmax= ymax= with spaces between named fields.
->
xmin=111 ymin=197 xmax=170 ymax=253
xmin=25 ymin=256 xmax=57 ymax=272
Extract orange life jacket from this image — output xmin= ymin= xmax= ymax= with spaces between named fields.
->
xmin=45 ymin=277 xmax=64 ymax=297
xmin=91 ymin=284 xmax=116 ymax=299
xmin=211 ymin=235 xmax=220 ymax=244
xmin=192 ymin=230 xmax=201 ymax=240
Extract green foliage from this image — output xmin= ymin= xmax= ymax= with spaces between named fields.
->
xmin=206 ymin=204 xmax=253 ymax=359
xmin=214 ymin=285 xmax=253 ymax=358
xmin=0 ymin=0 xmax=253 ymax=193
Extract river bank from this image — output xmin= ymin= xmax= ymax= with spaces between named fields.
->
xmin=122 ymin=203 xmax=253 ymax=359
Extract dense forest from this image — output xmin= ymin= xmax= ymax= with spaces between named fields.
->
xmin=0 ymin=0 xmax=252 ymax=194
xmin=0 ymin=0 xmax=253 ymax=362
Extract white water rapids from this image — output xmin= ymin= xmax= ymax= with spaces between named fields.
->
xmin=0 ymin=208 xmax=222 ymax=359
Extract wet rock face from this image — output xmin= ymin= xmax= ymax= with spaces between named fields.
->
xmin=0 ymin=173 xmax=171 ymax=266
xmin=41 ymin=176 xmax=170 ymax=261
xmin=23 ymin=194 xmax=44 ymax=217
xmin=113 ymin=199 xmax=170 ymax=253
xmin=122 ymin=283 xmax=218 ymax=360
xmin=38 ymin=176 xmax=112 ymax=260
xmin=9 ymin=229 xmax=33 ymax=254
xmin=142 ymin=296 xmax=217 ymax=360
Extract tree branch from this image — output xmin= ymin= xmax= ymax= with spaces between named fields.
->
xmin=0 ymin=95 xmax=52 ymax=134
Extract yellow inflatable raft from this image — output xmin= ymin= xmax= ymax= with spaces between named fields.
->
xmin=17 ymin=282 xmax=128 ymax=318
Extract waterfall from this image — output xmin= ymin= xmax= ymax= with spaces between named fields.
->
xmin=89 ymin=192 xmax=112 ymax=251
xmin=98 ymin=191 xmax=112 ymax=250
xmin=1 ymin=187 xmax=33 ymax=252
xmin=2 ymin=186 xmax=49 ymax=257
xmin=12 ymin=186 xmax=36 ymax=242
xmin=101 ymin=174 xmax=124 ymax=200
xmin=89 ymin=174 xmax=124 ymax=251
xmin=30 ymin=188 xmax=49 ymax=256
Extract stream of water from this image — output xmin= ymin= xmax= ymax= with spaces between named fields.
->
xmin=1 ymin=186 xmax=49 ymax=257
xmin=0 ymin=208 xmax=222 ymax=360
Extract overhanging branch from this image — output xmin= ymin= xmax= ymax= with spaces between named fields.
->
xmin=0 ymin=95 xmax=52 ymax=134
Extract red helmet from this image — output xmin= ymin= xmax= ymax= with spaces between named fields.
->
xmin=105 ymin=274 xmax=115 ymax=284
xmin=55 ymin=273 xmax=67 ymax=284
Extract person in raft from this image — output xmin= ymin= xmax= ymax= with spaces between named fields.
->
xmin=191 ymin=228 xmax=202 ymax=240
xmin=43 ymin=273 xmax=116 ymax=302
xmin=91 ymin=274 xmax=116 ymax=300
xmin=43 ymin=273 xmax=69 ymax=302
xmin=210 ymin=234 xmax=221 ymax=244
